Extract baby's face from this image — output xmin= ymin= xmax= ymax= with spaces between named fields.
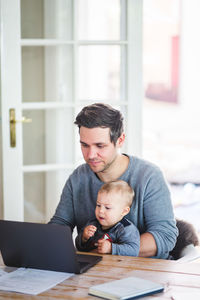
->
xmin=95 ymin=191 xmax=129 ymax=230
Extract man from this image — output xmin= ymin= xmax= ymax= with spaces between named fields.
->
xmin=50 ymin=103 xmax=178 ymax=259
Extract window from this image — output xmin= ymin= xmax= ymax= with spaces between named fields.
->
xmin=143 ymin=0 xmax=200 ymax=235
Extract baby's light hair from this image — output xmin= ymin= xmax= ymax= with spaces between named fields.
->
xmin=98 ymin=180 xmax=134 ymax=207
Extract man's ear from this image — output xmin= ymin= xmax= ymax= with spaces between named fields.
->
xmin=122 ymin=206 xmax=130 ymax=217
xmin=117 ymin=133 xmax=125 ymax=147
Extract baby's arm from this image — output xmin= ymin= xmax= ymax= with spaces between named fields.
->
xmin=112 ymin=224 xmax=140 ymax=256
xmin=75 ymin=224 xmax=97 ymax=251
xmin=82 ymin=225 xmax=97 ymax=243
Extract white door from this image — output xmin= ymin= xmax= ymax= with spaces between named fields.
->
xmin=1 ymin=0 xmax=142 ymax=223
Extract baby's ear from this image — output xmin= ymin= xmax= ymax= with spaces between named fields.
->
xmin=122 ymin=206 xmax=130 ymax=216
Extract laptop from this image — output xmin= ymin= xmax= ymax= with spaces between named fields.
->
xmin=0 ymin=220 xmax=102 ymax=274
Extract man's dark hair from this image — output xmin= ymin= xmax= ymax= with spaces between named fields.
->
xmin=74 ymin=103 xmax=124 ymax=145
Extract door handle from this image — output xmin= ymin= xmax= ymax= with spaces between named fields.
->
xmin=9 ymin=108 xmax=32 ymax=147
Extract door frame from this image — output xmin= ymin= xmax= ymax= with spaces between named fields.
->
xmin=1 ymin=0 xmax=24 ymax=220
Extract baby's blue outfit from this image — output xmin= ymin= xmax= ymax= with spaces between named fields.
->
xmin=75 ymin=217 xmax=140 ymax=256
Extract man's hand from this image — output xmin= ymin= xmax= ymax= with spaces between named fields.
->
xmin=97 ymin=239 xmax=112 ymax=254
xmin=82 ymin=225 xmax=97 ymax=243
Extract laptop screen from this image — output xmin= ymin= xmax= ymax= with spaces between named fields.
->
xmin=0 ymin=220 xmax=101 ymax=273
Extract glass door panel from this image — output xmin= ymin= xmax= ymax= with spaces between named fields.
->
xmin=22 ymin=108 xmax=74 ymax=165
xmin=22 ymin=46 xmax=73 ymax=103
xmin=78 ymin=0 xmax=122 ymax=40
xmin=24 ymin=169 xmax=72 ymax=223
xmin=21 ymin=0 xmax=73 ymax=39
xmin=78 ymin=45 xmax=122 ymax=101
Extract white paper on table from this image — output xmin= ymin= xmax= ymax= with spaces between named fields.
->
xmin=0 ymin=269 xmax=6 ymax=277
xmin=0 ymin=267 xmax=74 ymax=295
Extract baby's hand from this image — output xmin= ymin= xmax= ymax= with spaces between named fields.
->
xmin=97 ymin=239 xmax=112 ymax=254
xmin=82 ymin=225 xmax=97 ymax=243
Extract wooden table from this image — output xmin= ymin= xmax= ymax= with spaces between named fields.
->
xmin=0 ymin=253 xmax=200 ymax=299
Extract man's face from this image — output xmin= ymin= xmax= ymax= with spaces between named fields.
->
xmin=79 ymin=126 xmax=121 ymax=174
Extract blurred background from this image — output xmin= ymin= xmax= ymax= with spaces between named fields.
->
xmin=0 ymin=0 xmax=200 ymax=237
xmin=143 ymin=0 xmax=200 ymax=235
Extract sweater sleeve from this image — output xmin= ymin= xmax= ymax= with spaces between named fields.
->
xmin=111 ymin=224 xmax=140 ymax=256
xmin=75 ymin=229 xmax=93 ymax=251
xmin=143 ymin=168 xmax=178 ymax=258
xmin=75 ymin=220 xmax=99 ymax=252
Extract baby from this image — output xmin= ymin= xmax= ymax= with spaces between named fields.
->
xmin=75 ymin=180 xmax=140 ymax=256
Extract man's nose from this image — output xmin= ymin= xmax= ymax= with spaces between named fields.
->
xmin=88 ymin=147 xmax=97 ymax=159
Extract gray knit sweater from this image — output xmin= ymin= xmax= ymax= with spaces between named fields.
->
xmin=50 ymin=155 xmax=178 ymax=259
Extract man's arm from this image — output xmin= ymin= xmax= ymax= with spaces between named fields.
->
xmin=139 ymin=166 xmax=178 ymax=258
xmin=139 ymin=232 xmax=157 ymax=257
